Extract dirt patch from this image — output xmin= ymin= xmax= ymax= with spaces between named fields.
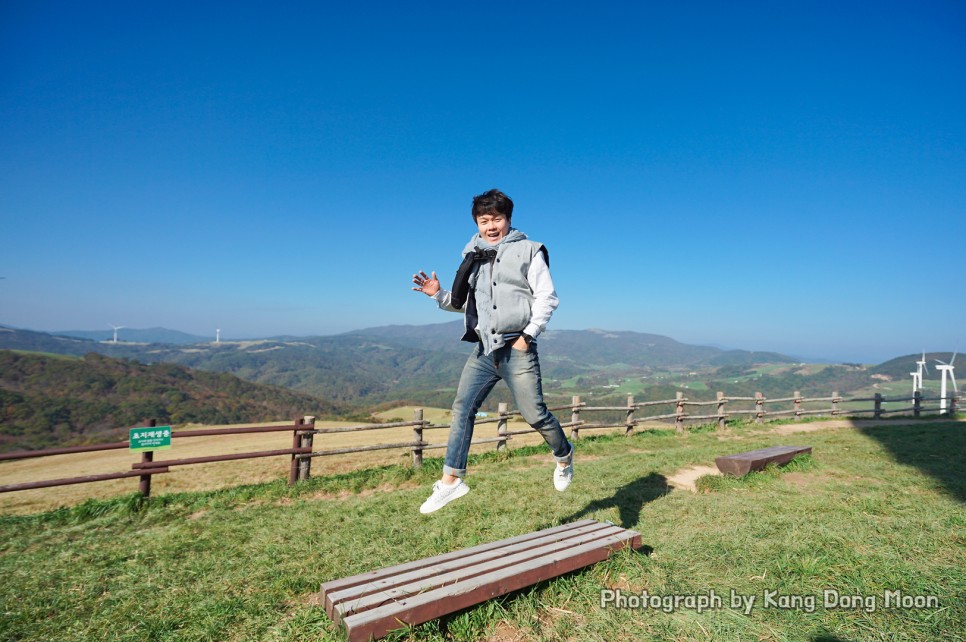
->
xmin=768 ymin=422 xmax=849 ymax=436
xmin=756 ymin=417 xmax=965 ymax=437
xmin=603 ymin=576 xmax=634 ymax=592
xmin=187 ymin=510 xmax=208 ymax=521
xmin=783 ymin=471 xmax=830 ymax=489
xmin=487 ymin=621 xmax=529 ymax=642
xmin=667 ymin=465 xmax=721 ymax=492
xmin=302 ymin=592 xmax=323 ymax=607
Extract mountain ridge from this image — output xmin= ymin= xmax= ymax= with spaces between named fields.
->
xmin=2 ymin=324 xmax=949 ymax=451
xmin=53 ymin=327 xmax=211 ymax=345
xmin=1 ymin=322 xmax=930 ymax=413
xmin=0 ymin=322 xmax=806 ymax=407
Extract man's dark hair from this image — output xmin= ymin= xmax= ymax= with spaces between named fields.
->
xmin=471 ymin=189 xmax=513 ymax=222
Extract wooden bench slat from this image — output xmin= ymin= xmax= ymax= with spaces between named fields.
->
xmin=340 ymin=529 xmax=641 ymax=642
xmin=327 ymin=521 xmax=615 ymax=619
xmin=320 ymin=518 xmax=598 ymax=612
xmin=326 ymin=521 xmax=612 ymax=617
xmin=715 ymin=445 xmax=812 ymax=476
xmin=331 ymin=523 xmax=627 ymax=622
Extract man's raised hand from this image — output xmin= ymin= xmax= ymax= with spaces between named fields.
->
xmin=412 ymin=270 xmax=440 ymax=297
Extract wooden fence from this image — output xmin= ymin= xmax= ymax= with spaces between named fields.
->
xmin=0 ymin=417 xmax=316 ymax=497
xmin=0 ymin=389 xmax=959 ymax=498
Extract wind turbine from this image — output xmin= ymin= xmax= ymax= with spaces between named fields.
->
xmin=215 ymin=329 xmax=221 ymax=344
xmin=910 ymin=351 xmax=929 ymax=395
xmin=916 ymin=351 xmax=929 ymax=390
xmin=934 ymin=352 xmax=957 ymax=414
xmin=909 ymin=369 xmax=920 ymax=396
xmin=109 ymin=324 xmax=125 ymax=344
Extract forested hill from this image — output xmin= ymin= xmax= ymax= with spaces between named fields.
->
xmin=0 ymin=350 xmax=341 ymax=452
xmin=870 ymin=352 xmax=956 ymax=379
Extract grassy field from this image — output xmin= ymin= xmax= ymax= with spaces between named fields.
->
xmin=1 ymin=416 xmax=964 ymax=641
xmin=837 ymin=380 xmax=951 ymax=415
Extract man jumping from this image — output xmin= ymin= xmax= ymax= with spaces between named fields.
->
xmin=411 ymin=189 xmax=573 ymax=514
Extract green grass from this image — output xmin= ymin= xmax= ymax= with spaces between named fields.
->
xmin=678 ymin=381 xmax=709 ymax=391
xmin=1 ymin=421 xmax=964 ymax=641
xmin=616 ymin=378 xmax=650 ymax=394
xmin=837 ymin=380 xmax=955 ymax=416
xmin=694 ymin=454 xmax=817 ymax=492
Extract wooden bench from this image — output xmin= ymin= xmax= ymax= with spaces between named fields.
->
xmin=715 ymin=445 xmax=812 ymax=476
xmin=320 ymin=519 xmax=642 ymax=641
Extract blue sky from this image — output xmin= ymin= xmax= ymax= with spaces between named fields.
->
xmin=1 ymin=1 xmax=963 ymax=363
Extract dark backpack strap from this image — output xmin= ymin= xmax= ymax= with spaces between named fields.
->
xmin=450 ymin=248 xmax=497 ymax=310
xmin=449 ymin=252 xmax=477 ymax=310
xmin=460 ymin=289 xmax=481 ymax=343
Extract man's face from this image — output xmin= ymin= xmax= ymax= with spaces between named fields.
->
xmin=476 ymin=213 xmax=510 ymax=245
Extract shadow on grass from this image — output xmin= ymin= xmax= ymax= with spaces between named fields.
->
xmin=856 ymin=420 xmax=966 ymax=503
xmin=557 ymin=472 xmax=672 ymax=529
xmin=430 ymin=560 xmax=642 ymax=641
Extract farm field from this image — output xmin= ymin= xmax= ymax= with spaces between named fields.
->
xmin=1 ymin=416 xmax=963 ymax=641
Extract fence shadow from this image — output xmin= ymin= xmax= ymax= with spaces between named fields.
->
xmin=554 ymin=472 xmax=672 ymax=529
xmin=856 ymin=420 xmax=966 ymax=503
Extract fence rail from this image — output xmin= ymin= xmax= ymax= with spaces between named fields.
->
xmin=0 ymin=389 xmax=959 ymax=498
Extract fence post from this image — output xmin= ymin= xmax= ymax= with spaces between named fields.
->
xmin=794 ymin=391 xmax=802 ymax=421
xmin=675 ymin=392 xmax=685 ymax=432
xmin=570 ymin=395 xmax=581 ymax=440
xmin=138 ymin=419 xmax=156 ymax=497
xmin=412 ymin=408 xmax=424 ymax=467
xmin=717 ymin=391 xmax=726 ymax=430
xmin=497 ymin=403 xmax=508 ymax=452
xmin=625 ymin=394 xmax=635 ymax=436
xmin=874 ymin=393 xmax=882 ymax=420
xmin=914 ymin=390 xmax=921 ymax=417
xmin=950 ymin=394 xmax=958 ymax=418
xmin=297 ymin=416 xmax=315 ymax=481
xmin=289 ymin=417 xmax=304 ymax=485
xmin=832 ymin=391 xmax=839 ymax=417
xmin=755 ymin=392 xmax=764 ymax=424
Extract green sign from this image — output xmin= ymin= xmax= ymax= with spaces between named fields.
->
xmin=129 ymin=426 xmax=172 ymax=452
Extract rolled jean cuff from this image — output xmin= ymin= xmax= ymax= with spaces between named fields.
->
xmin=443 ymin=464 xmax=466 ymax=478
xmin=553 ymin=441 xmax=574 ymax=465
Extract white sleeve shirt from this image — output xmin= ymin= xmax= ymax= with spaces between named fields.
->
xmin=522 ymin=249 xmax=558 ymax=339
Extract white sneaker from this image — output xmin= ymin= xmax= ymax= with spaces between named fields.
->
xmin=554 ymin=458 xmax=574 ymax=491
xmin=419 ymin=479 xmax=470 ymax=514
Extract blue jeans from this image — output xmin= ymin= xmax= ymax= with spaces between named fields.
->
xmin=443 ymin=342 xmax=572 ymax=477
